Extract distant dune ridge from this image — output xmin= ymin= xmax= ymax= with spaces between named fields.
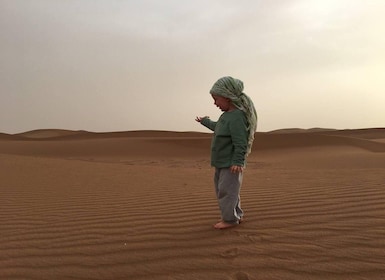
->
xmin=1 ymin=127 xmax=384 ymax=279
xmin=0 ymin=128 xmax=384 ymax=155
xmin=13 ymin=129 xmax=212 ymax=140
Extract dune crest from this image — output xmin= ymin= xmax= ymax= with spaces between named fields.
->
xmin=0 ymin=128 xmax=384 ymax=159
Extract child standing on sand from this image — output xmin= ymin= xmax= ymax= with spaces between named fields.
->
xmin=196 ymin=76 xmax=257 ymax=229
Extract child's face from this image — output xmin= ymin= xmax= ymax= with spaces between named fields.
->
xmin=212 ymin=94 xmax=231 ymax=112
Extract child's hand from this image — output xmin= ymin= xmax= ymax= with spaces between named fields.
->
xmin=195 ymin=116 xmax=209 ymax=123
xmin=230 ymin=165 xmax=243 ymax=173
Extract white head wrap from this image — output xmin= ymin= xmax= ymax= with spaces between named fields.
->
xmin=210 ymin=76 xmax=258 ymax=155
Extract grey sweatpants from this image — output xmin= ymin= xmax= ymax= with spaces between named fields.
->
xmin=214 ymin=168 xmax=244 ymax=224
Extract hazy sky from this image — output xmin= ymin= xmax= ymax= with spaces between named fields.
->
xmin=1 ymin=0 xmax=384 ymax=134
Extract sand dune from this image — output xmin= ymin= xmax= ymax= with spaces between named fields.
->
xmin=0 ymin=132 xmax=24 ymax=141
xmin=1 ymin=128 xmax=384 ymax=159
xmin=1 ymin=128 xmax=384 ymax=279
xmin=15 ymin=129 xmax=211 ymax=140
xmin=255 ymin=132 xmax=385 ymax=152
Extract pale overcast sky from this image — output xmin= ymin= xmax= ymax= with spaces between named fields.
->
xmin=1 ymin=0 xmax=384 ymax=134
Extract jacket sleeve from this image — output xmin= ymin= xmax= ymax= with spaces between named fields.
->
xmin=229 ymin=113 xmax=248 ymax=166
xmin=200 ymin=117 xmax=217 ymax=132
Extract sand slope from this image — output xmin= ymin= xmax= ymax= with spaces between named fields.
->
xmin=1 ymin=128 xmax=384 ymax=279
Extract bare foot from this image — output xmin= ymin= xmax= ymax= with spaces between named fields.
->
xmin=217 ymin=218 xmax=244 ymax=224
xmin=213 ymin=221 xmax=238 ymax=229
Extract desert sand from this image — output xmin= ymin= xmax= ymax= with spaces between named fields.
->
xmin=1 ymin=128 xmax=384 ymax=280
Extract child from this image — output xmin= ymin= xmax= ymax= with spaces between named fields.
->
xmin=196 ymin=76 xmax=257 ymax=229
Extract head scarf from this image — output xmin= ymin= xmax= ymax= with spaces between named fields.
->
xmin=210 ymin=76 xmax=257 ymax=155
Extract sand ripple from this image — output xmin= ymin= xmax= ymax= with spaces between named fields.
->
xmin=1 ymin=129 xmax=385 ymax=279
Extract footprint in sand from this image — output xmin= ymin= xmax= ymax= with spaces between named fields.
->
xmin=233 ymin=271 xmax=250 ymax=280
xmin=244 ymin=233 xmax=262 ymax=243
xmin=221 ymin=247 xmax=239 ymax=258
xmin=233 ymin=230 xmax=262 ymax=243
